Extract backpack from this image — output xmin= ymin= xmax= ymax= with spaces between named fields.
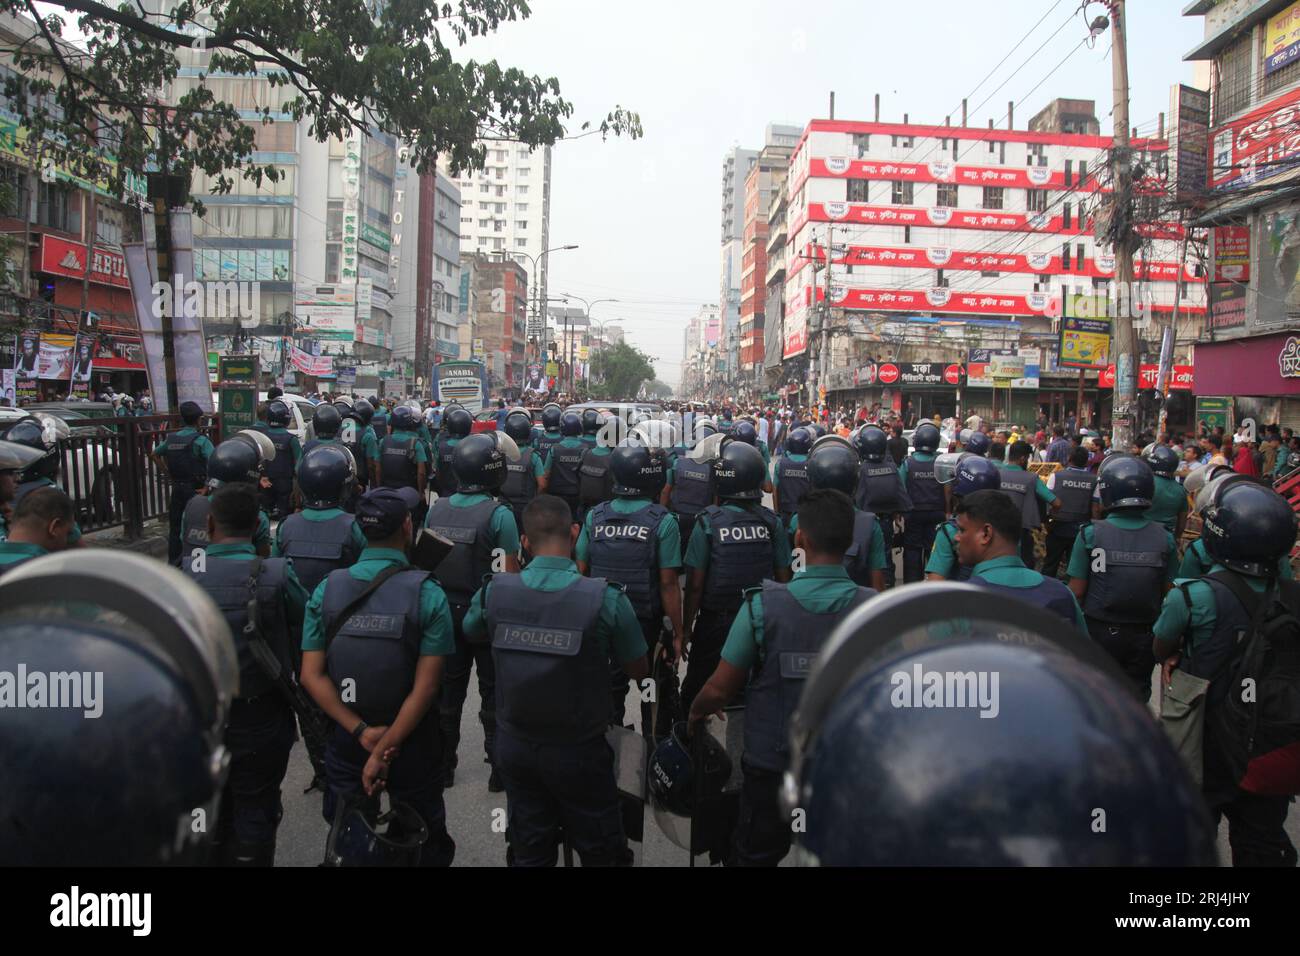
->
xmin=1200 ymin=571 xmax=1300 ymax=794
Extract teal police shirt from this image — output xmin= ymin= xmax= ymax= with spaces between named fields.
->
xmin=721 ymin=565 xmax=865 ymax=669
xmin=577 ymin=497 xmax=682 ymax=569
xmin=273 ymin=506 xmax=367 ymax=557
xmin=685 ymin=503 xmax=793 ymax=574
xmin=970 ymin=554 xmax=1087 ymax=631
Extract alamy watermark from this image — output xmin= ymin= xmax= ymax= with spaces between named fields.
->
xmin=151 ymin=276 xmax=261 ymax=327
xmin=0 ymin=665 xmax=103 ymax=718
xmin=1037 ymin=280 xmax=1164 ymax=321
xmin=889 ymin=662 xmax=999 ymax=718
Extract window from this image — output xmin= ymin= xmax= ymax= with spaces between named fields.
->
xmin=0 ymin=163 xmax=27 ymax=220
xmin=851 ymin=132 xmax=870 ymax=157
xmin=326 ymin=200 xmax=343 ymax=241
xmin=496 ymin=186 xmax=505 ymax=197
xmin=37 ymin=181 xmax=80 ymax=233
xmin=1214 ymin=34 xmax=1252 ymax=123
xmin=480 ymin=183 xmax=490 ymax=193
xmin=1063 ymin=202 xmax=1072 ymax=229
xmin=1065 ymin=159 xmax=1073 ymax=187
xmin=247 ymin=121 xmax=295 ymax=152
xmin=492 ymin=238 xmax=504 ymax=250
xmin=494 ymin=168 xmax=504 ymax=180
xmin=891 ymin=134 xmax=914 ymax=148
xmin=461 ymin=216 xmax=472 ymax=224
xmin=496 ymin=203 xmax=505 ymax=214
xmin=1027 ymin=143 xmax=1045 ymax=166
xmin=903 ymin=226 xmax=911 ymax=244
xmin=1061 ymin=242 xmax=1071 ymax=271
xmin=478 ymin=218 xmax=489 ymax=228
xmin=95 ymin=204 xmax=124 ymax=246
xmin=493 ymin=220 xmax=503 ymax=233
xmin=936 ymin=183 xmax=958 ymax=207
xmin=980 ymin=270 xmax=1000 ymax=278
xmin=1026 ymin=188 xmax=1048 ymax=212
xmin=1076 ymin=244 xmax=1085 ymax=271
xmin=891 ymin=180 xmax=914 ymax=204
xmin=493 ymin=150 xmax=506 ymax=163
xmin=517 ymin=168 xmax=530 ymax=177
xmin=1078 ymin=160 xmax=1087 ymax=187
xmin=517 ymin=203 xmax=528 ymax=212
xmin=516 ymin=221 xmax=528 ymax=230
xmin=325 ymin=245 xmax=340 ymax=283
xmin=846 ymin=178 xmax=870 ymax=202
xmin=516 ymin=239 xmax=528 ymax=248
xmin=982 ymin=186 xmax=1004 ymax=209
xmin=935 ymin=269 xmax=948 ymax=288
xmin=517 ymin=185 xmax=529 ymax=195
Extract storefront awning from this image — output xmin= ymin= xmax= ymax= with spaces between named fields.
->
xmin=1192 ymin=169 xmax=1300 ymax=226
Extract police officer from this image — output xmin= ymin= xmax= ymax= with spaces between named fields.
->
xmin=852 ymin=424 xmax=911 ymax=588
xmin=535 ymin=403 xmax=565 ymax=463
xmin=1153 ymin=480 xmax=1299 ymax=867
xmin=731 ymin=418 xmax=772 ymax=487
xmin=180 ymin=436 xmax=274 ymax=564
xmin=1067 ymin=454 xmax=1178 ymax=702
xmin=1143 ymin=442 xmax=1189 ymax=539
xmin=370 ymin=395 xmax=389 ymax=440
xmin=771 ymin=425 xmax=812 ymax=533
xmin=682 ymin=439 xmax=792 ymax=712
xmin=425 ymin=432 xmax=522 ymax=791
xmin=688 ymin=488 xmax=876 ymax=866
xmin=662 ymin=419 xmax=718 ymax=562
xmin=261 ymin=400 xmax=302 ymax=519
xmin=380 ymin=405 xmax=430 ymax=525
xmin=926 ymin=454 xmax=1001 ymax=582
xmin=152 ymin=401 xmax=214 ymax=565
xmin=785 ymin=580 xmax=1217 ymax=866
xmin=304 ymin=402 xmax=344 ymax=455
xmin=999 ymin=440 xmax=1060 ymax=567
xmin=0 ymin=487 xmax=74 ymax=575
xmin=579 ymin=407 xmax=602 ymax=449
xmin=500 ymin=409 xmax=548 ymax=532
xmin=274 ymin=445 xmax=367 ymax=595
xmin=791 ymin=438 xmax=888 ymax=591
xmin=341 ymin=398 xmax=382 ymax=497
xmin=578 ymin=442 xmax=682 ymax=731
xmin=0 ymin=415 xmax=84 ymax=547
xmin=0 ymin=550 xmax=241 ymax=865
xmin=577 ymin=413 xmax=618 ymax=520
xmin=1178 ymin=471 xmax=1294 ymax=581
xmin=962 ymin=429 xmax=992 ymax=457
xmin=182 ymin=482 xmax=308 ymax=865
xmin=432 ymin=405 xmax=473 ymax=499
xmin=0 ymin=438 xmax=42 ymax=541
xmin=543 ymin=410 xmax=587 ymax=521
xmin=899 ymin=421 xmax=945 ymax=583
xmin=1040 ymin=446 xmax=1098 ymax=579
xmin=462 ymin=494 xmax=649 ymax=866
xmin=954 ymin=488 xmax=1086 ymax=630
xmin=300 ymin=485 xmax=457 ymax=867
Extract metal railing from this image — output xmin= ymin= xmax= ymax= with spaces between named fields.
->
xmin=54 ymin=414 xmax=224 ymax=539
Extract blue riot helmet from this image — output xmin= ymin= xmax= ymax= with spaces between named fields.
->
xmin=207 ymin=437 xmax=263 ymax=488
xmin=934 ymin=452 xmax=1001 ymax=498
xmin=298 ymin=444 xmax=357 ymax=509
xmin=312 ymin=402 xmax=343 ymax=439
xmin=0 ymin=414 xmax=62 ymax=482
xmin=580 ymin=408 xmax=602 ymax=436
xmin=712 ymin=439 xmax=766 ymax=501
xmin=541 ymin=403 xmax=563 ymax=431
xmin=352 ymin=398 xmax=375 ymax=427
xmin=785 ymin=426 xmax=814 ymax=457
xmin=560 ymin=411 xmax=583 ymax=437
xmin=444 ymin=406 xmax=473 ymax=438
xmin=1142 ymin=442 xmax=1180 ymax=477
xmin=503 ymin=410 xmax=533 ymax=445
xmin=324 ymin=794 xmax=429 ymax=867
xmin=1201 ymin=478 xmax=1298 ymax=578
xmin=0 ymin=551 xmax=238 ymax=864
xmin=850 ymin=425 xmax=885 ymax=462
xmin=784 ymin=583 xmax=1218 ymax=866
xmin=1096 ymin=454 xmax=1155 ymax=511
xmin=648 ymin=721 xmax=734 ymax=851
xmin=266 ymin=399 xmax=292 ymax=428
xmin=807 ymin=439 xmax=860 ymax=497
xmin=451 ymin=431 xmax=519 ymax=494
xmin=912 ymin=421 xmax=941 ymax=454
xmin=389 ymin=405 xmax=418 ymax=432
xmin=731 ymin=420 xmax=758 ymax=446
xmin=610 ymin=442 xmax=667 ymax=498
xmin=964 ymin=430 xmax=992 ymax=457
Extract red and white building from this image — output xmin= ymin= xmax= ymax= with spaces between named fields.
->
xmin=779 ymin=113 xmax=1206 ymax=422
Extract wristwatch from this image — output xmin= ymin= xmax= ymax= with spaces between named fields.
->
xmin=351 ymin=719 xmax=369 ymax=740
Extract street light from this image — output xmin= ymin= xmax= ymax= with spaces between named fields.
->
xmin=513 ymin=244 xmax=579 ymax=365
xmin=560 ymin=293 xmax=619 ymax=395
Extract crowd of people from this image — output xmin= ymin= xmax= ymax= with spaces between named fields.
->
xmin=0 ymin=390 xmax=1296 ymax=869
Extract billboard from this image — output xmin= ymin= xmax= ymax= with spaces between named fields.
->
xmin=1258 ymin=203 xmax=1300 ymax=327
xmin=1058 ymin=316 xmax=1111 ymax=369
xmin=1211 ymin=85 xmax=1300 ymax=191
xmin=1213 ymin=225 xmax=1250 ymax=281
xmin=965 ymin=348 xmax=1040 ymax=389
xmin=39 ymin=235 xmax=131 ymax=288
xmin=783 ymin=305 xmax=808 ymax=359
xmin=1208 ymin=281 xmax=1248 ymax=331
xmin=1266 ymin=2 xmax=1300 ymax=75
xmin=1169 ymin=84 xmax=1210 ymax=202
xmin=295 ymin=283 xmax=359 ymax=340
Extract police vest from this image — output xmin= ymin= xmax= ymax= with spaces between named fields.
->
xmin=937 ymin=518 xmax=973 ymax=581
xmin=302 ymin=437 xmax=339 ymax=457
xmin=265 ymin=430 xmax=296 ymax=482
xmin=701 ymin=504 xmax=778 ymax=613
xmin=857 ymin=460 xmax=909 ymax=514
xmin=535 ymin=432 xmax=563 ymax=462
xmin=998 ymin=467 xmax=1043 ymax=531
xmin=182 ymin=555 xmax=290 ymax=701
xmin=380 ymin=433 xmax=420 ymax=489
xmin=842 ymin=510 xmax=879 ymax=587
xmin=578 ymin=449 xmax=614 ymax=508
xmin=181 ymin=494 xmax=212 ymax=561
xmin=500 ymin=447 xmax=539 ymax=515
xmin=1053 ymin=469 xmax=1097 ymax=525
xmin=426 ymin=496 xmax=499 ymax=605
xmin=670 ymin=455 xmax=714 ymax=516
xmin=322 ymin=567 xmax=428 ymax=725
xmin=905 ymin=456 xmax=944 ymax=513
xmin=547 ymin=442 xmax=585 ymax=498
xmin=743 ymin=580 xmax=875 ymax=773
xmin=1082 ymin=519 xmax=1168 ymax=624
xmin=588 ymin=501 xmax=667 ymax=621
xmin=971 ymin=574 xmax=1080 ymax=630
xmin=165 ymin=431 xmax=205 ymax=488
xmin=371 ymin=413 xmax=389 ymax=440
xmin=487 ymin=573 xmax=610 ymax=745
xmin=339 ymin=419 xmax=369 ymax=486
xmin=434 ymin=436 xmax=460 ymax=498
xmin=276 ymin=511 xmax=363 ymax=594
xmin=774 ymin=457 xmax=810 ymax=525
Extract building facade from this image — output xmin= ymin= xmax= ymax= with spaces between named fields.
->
xmin=470 ymin=256 xmax=528 ymax=398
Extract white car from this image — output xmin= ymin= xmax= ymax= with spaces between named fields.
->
xmin=0 ymin=406 xmax=119 ymax=525
xmin=257 ymin=391 xmax=315 ymax=444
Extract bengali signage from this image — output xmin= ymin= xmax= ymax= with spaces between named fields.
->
xmin=966 ymin=348 xmax=1040 ymax=389
xmin=289 ymin=344 xmax=333 ymax=376
xmin=340 ymin=133 xmax=362 ymax=280
xmin=1280 ymin=335 xmax=1300 ymax=378
xmin=1211 ymin=84 xmax=1300 ymax=191
xmin=1213 ymin=226 xmax=1251 ymax=281
xmin=295 ymin=283 xmax=359 ymax=340
xmin=218 ymin=356 xmax=259 ymax=430
xmin=1169 ymin=84 xmax=1210 ymax=202
xmin=1195 ymin=396 xmax=1232 ymax=431
xmin=1208 ymin=281 xmax=1248 ymax=331
xmin=1059 ymin=316 xmax=1112 ymax=370
xmin=873 ymin=362 xmax=962 ymax=388
xmin=361 ymin=222 xmax=391 ymax=253
xmin=1098 ymin=364 xmax=1195 ymax=390
xmin=38 ymin=236 xmax=130 ymax=288
xmin=1267 ymin=2 xmax=1300 ymax=75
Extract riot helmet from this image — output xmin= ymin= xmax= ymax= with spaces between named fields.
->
xmin=912 ymin=422 xmax=941 ymax=454
xmin=266 ymin=399 xmax=292 ymax=428
xmin=1201 ymin=479 xmax=1298 ymax=578
xmin=610 ymin=442 xmax=668 ymax=498
xmin=298 ymin=444 xmax=357 ymax=509
xmin=451 ymin=431 xmax=520 ymax=494
xmin=786 ymin=426 xmax=814 ymax=457
xmin=1096 ymin=454 xmax=1155 ymax=511
xmin=444 ymin=406 xmax=473 ymax=438
xmin=312 ymin=402 xmax=343 ymax=439
xmin=712 ymin=439 xmax=766 ymax=501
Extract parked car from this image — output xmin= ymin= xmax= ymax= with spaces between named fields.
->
xmin=257 ymin=391 xmax=314 ymax=444
xmin=0 ymin=406 xmax=119 ymax=525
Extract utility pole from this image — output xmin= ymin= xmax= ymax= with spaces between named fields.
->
xmin=1107 ymin=0 xmax=1139 ymax=451
xmin=814 ymin=224 xmax=834 ymax=419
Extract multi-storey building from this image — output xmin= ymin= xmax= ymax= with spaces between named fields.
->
xmin=442 ymin=143 xmax=551 ymax=340
xmin=471 ymin=256 xmax=528 ymax=398
xmin=781 ymin=104 xmax=1204 ymax=426
xmin=739 ymin=137 xmax=797 ymax=391
xmin=395 ymin=160 xmax=461 ymax=390
xmin=1186 ymin=0 xmax=1300 ymax=429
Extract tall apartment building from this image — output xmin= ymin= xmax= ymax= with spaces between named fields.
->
xmin=1184 ymin=0 xmax=1300 ymax=429
xmin=394 ymin=158 xmax=462 ymax=387
xmin=781 ymin=107 xmax=1204 ymax=424
xmin=739 ymin=136 xmax=797 ymax=389
xmin=720 ymin=145 xmax=757 ymax=378
xmin=471 ymin=256 xmax=528 ymax=396
xmin=441 ymin=143 xmax=552 ymax=340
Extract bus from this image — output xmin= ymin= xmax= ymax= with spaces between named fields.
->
xmin=435 ymin=360 xmax=488 ymax=415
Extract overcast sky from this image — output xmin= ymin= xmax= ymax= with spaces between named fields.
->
xmin=466 ymin=0 xmax=1204 ymax=387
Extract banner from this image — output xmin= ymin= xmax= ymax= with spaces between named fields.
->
xmin=1210 ymin=85 xmax=1300 ymax=191
xmin=1195 ymin=396 xmax=1232 ymax=432
xmin=1098 ymin=364 xmax=1194 ymax=390
xmin=13 ymin=330 xmax=40 ymax=380
xmin=1258 ymin=204 xmax=1300 ymax=327
xmin=525 ymin=363 xmax=546 ymax=393
xmin=69 ymin=334 xmax=94 ymax=398
xmin=289 ymin=344 xmax=333 ymax=376
xmin=295 ymin=283 xmax=359 ymax=340
xmin=1266 ymin=2 xmax=1300 ymax=75
xmin=1213 ymin=226 xmax=1250 ymax=281
xmin=36 ymin=333 xmax=74 ymax=381
xmin=1208 ymin=282 xmax=1248 ymax=331
xmin=1059 ymin=316 xmax=1111 ymax=369
xmin=1 ymin=369 xmax=13 ymax=407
